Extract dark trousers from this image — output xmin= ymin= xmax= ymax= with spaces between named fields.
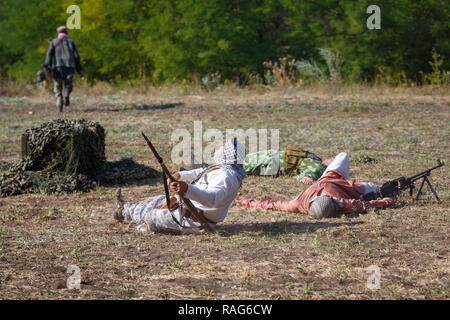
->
xmin=53 ymin=67 xmax=74 ymax=98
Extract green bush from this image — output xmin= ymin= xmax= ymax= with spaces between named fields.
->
xmin=0 ymin=0 xmax=448 ymax=84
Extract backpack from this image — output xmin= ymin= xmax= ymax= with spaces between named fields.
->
xmin=283 ymin=145 xmax=322 ymax=176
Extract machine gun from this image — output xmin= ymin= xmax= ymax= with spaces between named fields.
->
xmin=360 ymin=160 xmax=445 ymax=202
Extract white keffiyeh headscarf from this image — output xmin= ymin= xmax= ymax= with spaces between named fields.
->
xmin=214 ymin=138 xmax=246 ymax=186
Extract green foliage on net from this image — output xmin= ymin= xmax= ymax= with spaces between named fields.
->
xmin=0 ymin=119 xmax=104 ymax=196
xmin=19 ymin=118 xmax=106 ymax=176
xmin=0 ymin=119 xmax=158 ymax=197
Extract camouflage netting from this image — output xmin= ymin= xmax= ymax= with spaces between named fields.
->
xmin=20 ymin=118 xmax=106 ymax=175
xmin=0 ymin=119 xmax=159 ymax=197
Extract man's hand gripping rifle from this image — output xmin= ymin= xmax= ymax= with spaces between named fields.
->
xmin=141 ymin=132 xmax=213 ymax=232
xmin=361 ymin=160 xmax=445 ymax=202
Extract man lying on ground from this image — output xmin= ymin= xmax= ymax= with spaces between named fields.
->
xmin=114 ymin=138 xmax=246 ymax=233
xmin=243 ymin=146 xmax=334 ymax=185
xmin=237 ymin=152 xmax=395 ymax=218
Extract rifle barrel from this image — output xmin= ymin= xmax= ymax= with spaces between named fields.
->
xmin=141 ymin=132 xmax=176 ymax=181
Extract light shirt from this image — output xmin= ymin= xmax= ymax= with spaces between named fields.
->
xmin=178 ymin=167 xmax=240 ymax=223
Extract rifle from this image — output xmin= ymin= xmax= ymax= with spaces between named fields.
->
xmin=42 ymin=64 xmax=53 ymax=81
xmin=141 ymin=132 xmax=213 ymax=232
xmin=42 ymin=40 xmax=54 ymax=80
xmin=361 ymin=160 xmax=445 ymax=202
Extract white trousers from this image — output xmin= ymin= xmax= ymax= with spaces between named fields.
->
xmin=322 ymin=152 xmax=350 ymax=180
xmin=123 ymin=195 xmax=211 ymax=234
xmin=321 ymin=152 xmax=379 ymax=195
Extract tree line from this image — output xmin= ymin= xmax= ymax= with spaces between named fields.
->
xmin=0 ymin=0 xmax=448 ymax=85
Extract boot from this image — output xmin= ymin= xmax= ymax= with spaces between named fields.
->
xmin=64 ymin=95 xmax=70 ymax=106
xmin=56 ymin=96 xmax=63 ymax=113
xmin=113 ymin=188 xmax=125 ymax=222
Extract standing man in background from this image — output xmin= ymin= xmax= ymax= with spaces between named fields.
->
xmin=43 ymin=26 xmax=82 ymax=112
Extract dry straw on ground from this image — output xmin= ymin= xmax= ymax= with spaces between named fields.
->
xmin=0 ymin=85 xmax=448 ymax=299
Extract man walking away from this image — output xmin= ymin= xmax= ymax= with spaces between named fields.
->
xmin=43 ymin=26 xmax=82 ymax=112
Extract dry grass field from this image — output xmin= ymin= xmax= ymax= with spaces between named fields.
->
xmin=0 ymin=84 xmax=449 ymax=299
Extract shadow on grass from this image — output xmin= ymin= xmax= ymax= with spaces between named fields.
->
xmin=217 ymin=220 xmax=363 ymax=237
xmin=83 ymin=102 xmax=184 ymax=113
xmin=101 ymin=176 xmax=162 ymax=188
xmin=98 ymin=158 xmax=162 ymax=188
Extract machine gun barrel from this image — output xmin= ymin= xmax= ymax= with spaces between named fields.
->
xmin=360 ymin=159 xmax=445 ymax=202
xmin=407 ymin=159 xmax=444 ymax=183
